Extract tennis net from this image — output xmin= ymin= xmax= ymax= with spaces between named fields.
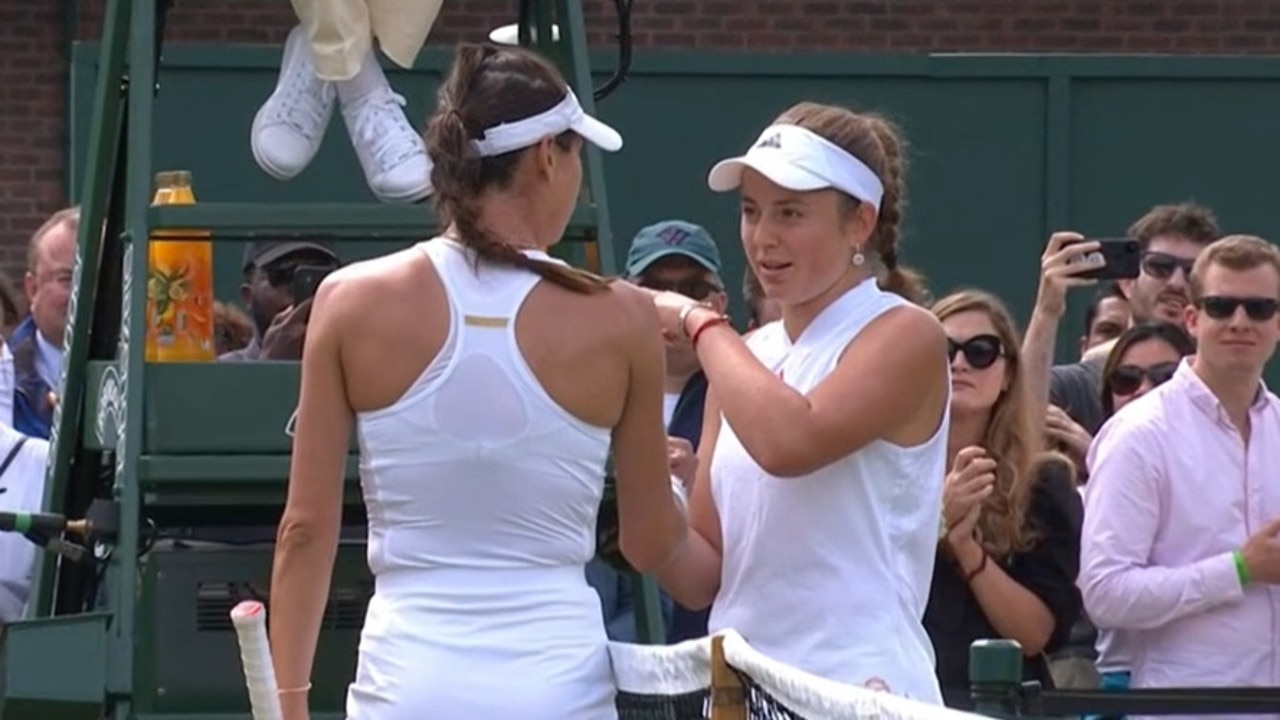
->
xmin=609 ymin=630 xmax=985 ymax=720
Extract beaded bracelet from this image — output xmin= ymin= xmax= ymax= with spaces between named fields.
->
xmin=963 ymin=552 xmax=989 ymax=584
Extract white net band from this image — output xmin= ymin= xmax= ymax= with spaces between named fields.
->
xmin=609 ymin=629 xmax=986 ymax=720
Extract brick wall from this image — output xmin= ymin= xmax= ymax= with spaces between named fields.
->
xmin=2 ymin=0 xmax=1279 ymax=294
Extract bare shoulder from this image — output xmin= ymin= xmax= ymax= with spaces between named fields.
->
xmin=855 ymin=302 xmax=947 ymax=356
xmin=604 ymin=278 xmax=655 ymax=316
xmin=605 ymin=280 xmax=661 ymax=327
xmin=310 ymin=247 xmax=428 ymax=325
xmin=885 ymin=301 xmax=946 ymax=336
xmin=323 ymin=246 xmax=424 ymax=289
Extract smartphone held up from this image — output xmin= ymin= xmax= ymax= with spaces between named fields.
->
xmin=1065 ymin=237 xmax=1141 ymax=280
xmin=290 ymin=265 xmax=334 ymax=305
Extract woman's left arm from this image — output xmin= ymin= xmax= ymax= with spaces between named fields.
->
xmin=269 ymin=279 xmax=356 ymax=719
xmin=949 ymin=460 xmax=1083 ymax=656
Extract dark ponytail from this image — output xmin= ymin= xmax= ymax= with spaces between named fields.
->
xmin=424 ymin=43 xmax=608 ymax=294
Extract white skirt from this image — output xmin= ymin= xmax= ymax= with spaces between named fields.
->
xmin=346 ymin=565 xmax=616 ymax=720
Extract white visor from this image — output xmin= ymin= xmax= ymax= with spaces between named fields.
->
xmin=707 ymin=124 xmax=885 ymax=210
xmin=488 ymin=22 xmax=561 ymax=46
xmin=471 ymin=90 xmax=623 ymax=157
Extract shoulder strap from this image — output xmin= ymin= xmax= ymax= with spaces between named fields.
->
xmin=0 ymin=436 xmax=28 ymax=481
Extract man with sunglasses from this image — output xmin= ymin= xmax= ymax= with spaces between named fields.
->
xmin=625 ymin=220 xmax=728 ymax=443
xmin=218 ymin=239 xmax=341 ymax=362
xmin=1118 ymin=203 xmax=1220 ymax=328
xmin=1046 ymin=202 xmax=1220 ymax=436
xmin=585 ymin=219 xmax=727 ymax=645
xmin=1081 ymin=235 xmax=1280 ymax=712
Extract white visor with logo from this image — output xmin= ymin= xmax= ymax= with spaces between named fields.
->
xmin=707 ymin=124 xmax=885 ymax=210
xmin=471 ymin=89 xmax=623 ymax=157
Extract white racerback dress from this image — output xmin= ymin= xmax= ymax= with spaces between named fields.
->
xmin=344 ymin=237 xmax=616 ymax=720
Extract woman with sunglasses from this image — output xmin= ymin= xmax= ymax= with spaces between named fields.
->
xmin=1100 ymin=322 xmax=1196 ymax=418
xmin=1081 ymin=321 xmax=1196 ymax=711
xmin=1044 ymin=323 xmax=1193 ymax=480
xmin=925 ymin=289 xmax=1083 ymax=709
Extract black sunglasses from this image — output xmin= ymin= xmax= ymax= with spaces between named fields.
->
xmin=641 ymin=278 xmax=722 ymax=301
xmin=947 ymin=334 xmax=1004 ymax=370
xmin=1197 ymin=295 xmax=1280 ymax=321
xmin=1141 ymin=252 xmax=1195 ymax=281
xmin=1107 ymin=361 xmax=1178 ymax=397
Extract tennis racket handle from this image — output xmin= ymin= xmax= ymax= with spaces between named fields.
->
xmin=231 ymin=600 xmax=286 ymax=720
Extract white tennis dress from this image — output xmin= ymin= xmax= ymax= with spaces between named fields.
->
xmin=708 ymin=278 xmax=949 ymax=705
xmin=345 ymin=237 xmax=616 ymax=720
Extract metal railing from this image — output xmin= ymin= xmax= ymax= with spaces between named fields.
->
xmin=969 ymin=639 xmax=1280 ymax=717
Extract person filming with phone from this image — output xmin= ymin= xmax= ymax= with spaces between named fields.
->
xmin=1017 ymin=232 xmax=1139 ymax=462
xmin=219 ymin=239 xmax=341 ymax=362
xmin=1023 ymin=204 xmax=1220 ymax=442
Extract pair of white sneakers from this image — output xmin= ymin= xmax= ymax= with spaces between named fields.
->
xmin=251 ymin=25 xmax=432 ymax=203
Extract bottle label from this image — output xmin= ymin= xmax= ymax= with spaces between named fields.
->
xmin=146 ymin=244 xmax=214 ymax=361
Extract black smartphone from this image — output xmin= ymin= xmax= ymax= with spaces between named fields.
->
xmin=290 ymin=265 xmax=333 ymax=304
xmin=1067 ymin=237 xmax=1141 ymax=280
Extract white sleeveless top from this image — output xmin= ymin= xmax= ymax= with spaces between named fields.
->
xmin=708 ymin=278 xmax=949 ymax=705
xmin=346 ymin=237 xmax=617 ymax=720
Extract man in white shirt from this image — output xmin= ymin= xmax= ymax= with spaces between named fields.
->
xmin=0 ymin=423 xmax=49 ymax=624
xmin=0 ymin=343 xmax=15 ymax=429
xmin=1081 ymin=235 xmax=1280 ymax=720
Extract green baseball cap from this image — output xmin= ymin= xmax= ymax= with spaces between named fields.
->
xmin=624 ymin=220 xmax=723 ymax=278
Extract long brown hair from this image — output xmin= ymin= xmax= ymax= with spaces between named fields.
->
xmin=932 ymin=289 xmax=1063 ymax=557
xmin=424 ymin=43 xmax=608 ymax=294
xmin=771 ymin=102 xmax=930 ymax=305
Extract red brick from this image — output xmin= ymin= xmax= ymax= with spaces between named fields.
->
xmin=5 ymin=0 xmax=1280 ymax=282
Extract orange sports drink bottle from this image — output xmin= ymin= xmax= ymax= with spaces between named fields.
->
xmin=146 ymin=170 xmax=215 ymax=362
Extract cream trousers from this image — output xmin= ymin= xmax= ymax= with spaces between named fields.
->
xmin=291 ymin=0 xmax=446 ymax=81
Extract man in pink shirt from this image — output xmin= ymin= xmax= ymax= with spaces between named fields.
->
xmin=1081 ymin=234 xmax=1280 ymax=719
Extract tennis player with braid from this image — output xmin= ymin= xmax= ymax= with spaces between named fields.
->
xmin=267 ymin=43 xmax=686 ymax=720
xmin=652 ymin=103 xmax=952 ymax=704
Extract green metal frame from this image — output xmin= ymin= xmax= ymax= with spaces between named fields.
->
xmin=12 ymin=1 xmax=658 ymax=718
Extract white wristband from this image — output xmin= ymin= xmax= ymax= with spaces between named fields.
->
xmin=670 ymin=475 xmax=689 ymax=517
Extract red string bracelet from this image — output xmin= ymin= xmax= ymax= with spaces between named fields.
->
xmin=963 ymin=552 xmax=989 ymax=584
xmin=690 ymin=315 xmax=730 ymax=347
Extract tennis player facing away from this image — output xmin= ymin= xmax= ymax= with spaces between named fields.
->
xmin=268 ymin=44 xmax=687 ymax=720
xmin=652 ymin=103 xmax=952 ymax=703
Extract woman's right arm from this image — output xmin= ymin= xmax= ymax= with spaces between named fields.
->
xmin=665 ymin=300 xmax=948 ymax=477
xmin=1021 ymin=233 xmax=1099 ymax=425
xmin=610 ymin=289 xmax=687 ymax=574
xmin=656 ymin=385 xmax=725 ymax=610
xmin=269 ymin=279 xmax=355 ymax=720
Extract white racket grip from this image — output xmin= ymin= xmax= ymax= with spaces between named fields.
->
xmin=231 ymin=600 xmax=285 ymax=720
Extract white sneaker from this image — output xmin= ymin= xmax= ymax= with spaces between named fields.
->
xmin=251 ymin=25 xmax=336 ymax=181
xmin=340 ymin=86 xmax=433 ymax=203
